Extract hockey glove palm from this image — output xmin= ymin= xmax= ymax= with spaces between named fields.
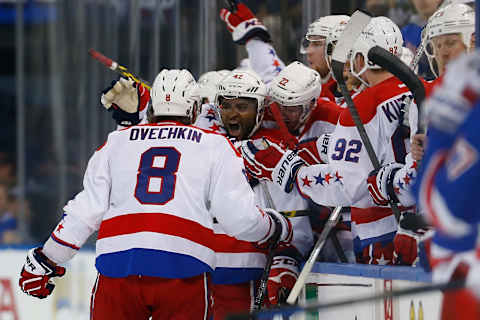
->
xmin=240 ymin=138 xmax=305 ymax=193
xmin=19 ymin=248 xmax=66 ymax=299
xmin=101 ymin=77 xmax=150 ymax=127
xmin=219 ymin=2 xmax=271 ymax=45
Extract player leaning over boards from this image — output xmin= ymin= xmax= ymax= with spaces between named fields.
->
xmin=18 ymin=69 xmax=292 ymax=320
xmin=242 ymin=17 xmax=420 ymax=266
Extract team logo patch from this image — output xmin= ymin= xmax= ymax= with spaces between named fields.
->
xmin=446 ymin=137 xmax=478 ymax=180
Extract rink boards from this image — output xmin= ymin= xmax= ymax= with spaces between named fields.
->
xmin=0 ymin=247 xmax=441 ymax=319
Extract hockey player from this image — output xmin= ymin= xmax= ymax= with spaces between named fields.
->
xmin=424 ymin=3 xmax=475 ymax=78
xmin=302 ymin=14 xmax=351 ymax=102
xmin=241 ymin=17 xmax=418 ymax=265
xmin=414 ymin=51 xmax=480 ymax=320
xmin=194 ymin=68 xmax=316 ymax=317
xmin=366 ymin=3 xmax=477 ymax=266
xmin=18 ymin=69 xmax=292 ymax=320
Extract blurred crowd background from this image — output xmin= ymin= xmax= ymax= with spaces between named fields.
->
xmin=1 ymin=0 xmax=433 ymax=245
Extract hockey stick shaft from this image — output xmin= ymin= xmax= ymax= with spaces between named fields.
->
xmin=286 ymin=206 xmax=343 ymax=304
xmin=88 ymin=48 xmax=151 ymax=90
xmin=252 ymin=182 xmax=278 ymax=310
xmin=228 ymin=279 xmax=465 ymax=319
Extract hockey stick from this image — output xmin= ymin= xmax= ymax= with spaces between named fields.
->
xmin=88 ymin=48 xmax=151 ymax=90
xmin=286 ymin=206 xmax=343 ymax=304
xmin=252 ymin=183 xmax=280 ymax=310
xmin=228 ymin=278 xmax=466 ymax=319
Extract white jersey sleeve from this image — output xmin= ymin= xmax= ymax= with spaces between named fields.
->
xmin=245 ymin=39 xmax=285 ymax=84
xmin=209 ymin=137 xmax=273 ymax=242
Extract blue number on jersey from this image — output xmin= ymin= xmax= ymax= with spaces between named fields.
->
xmin=134 ymin=147 xmax=181 ymax=205
xmin=331 ymin=138 xmax=362 ymax=163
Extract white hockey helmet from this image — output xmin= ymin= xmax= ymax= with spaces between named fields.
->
xmin=215 ymin=70 xmax=267 ymax=137
xmin=268 ymin=61 xmax=321 ymax=126
xmin=325 ymin=17 xmax=351 ymax=70
xmin=424 ymin=3 xmax=474 ymax=77
xmin=150 ymin=69 xmax=198 ymax=120
xmin=197 ymin=70 xmax=230 ymax=104
xmin=300 ymin=15 xmax=350 ymax=54
xmin=350 ymin=16 xmax=403 ymax=87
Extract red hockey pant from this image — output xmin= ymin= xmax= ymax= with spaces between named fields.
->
xmin=90 ymin=273 xmax=211 ymax=320
xmin=211 ymin=281 xmax=257 ymax=320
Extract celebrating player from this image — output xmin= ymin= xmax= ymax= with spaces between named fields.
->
xmin=241 ymin=17 xmax=422 ymax=265
xmin=18 ymin=69 xmax=292 ymax=320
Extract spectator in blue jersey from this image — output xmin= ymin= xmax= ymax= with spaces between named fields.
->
xmin=0 ymin=183 xmax=19 ymax=244
xmin=401 ymin=0 xmax=442 ymax=79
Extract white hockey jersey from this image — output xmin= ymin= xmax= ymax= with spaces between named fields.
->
xmin=194 ymin=105 xmax=313 ymax=284
xmin=295 ymin=77 xmax=414 ymax=251
xmin=47 ymin=121 xmax=277 ymax=279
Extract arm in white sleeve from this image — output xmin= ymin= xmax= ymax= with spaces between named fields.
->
xmin=245 ymin=39 xmax=285 ymax=84
xmin=209 ymin=138 xmax=273 ymax=242
xmin=295 ymin=162 xmax=369 ymax=208
xmin=43 ymin=136 xmax=112 ymax=263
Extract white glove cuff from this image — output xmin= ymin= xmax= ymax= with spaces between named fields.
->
xmin=272 ymin=151 xmax=304 ymax=191
xmin=232 ymin=18 xmax=268 ymax=42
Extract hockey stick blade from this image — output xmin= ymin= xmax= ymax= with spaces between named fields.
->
xmin=227 ymin=279 xmax=465 ymax=319
xmin=331 ymin=10 xmax=371 ymax=66
xmin=368 ymin=46 xmax=426 ymax=134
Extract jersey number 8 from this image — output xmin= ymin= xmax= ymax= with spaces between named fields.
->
xmin=134 ymin=147 xmax=181 ymax=205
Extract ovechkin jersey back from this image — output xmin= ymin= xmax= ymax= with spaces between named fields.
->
xmin=62 ymin=121 xmax=273 ymax=279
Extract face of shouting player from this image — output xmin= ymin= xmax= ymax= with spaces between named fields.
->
xmin=219 ymin=97 xmax=258 ymax=140
xmin=305 ymin=36 xmax=330 ymax=78
xmin=432 ymin=33 xmax=468 ymax=76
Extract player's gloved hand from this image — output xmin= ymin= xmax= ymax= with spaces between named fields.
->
xmin=258 ymin=208 xmax=293 ymax=249
xmin=19 ymin=247 xmax=66 ymax=299
xmin=219 ymin=2 xmax=271 ymax=45
xmin=101 ymin=77 xmax=150 ymax=127
xmin=393 ymin=212 xmax=429 ymax=266
xmin=367 ymin=162 xmax=403 ymax=206
xmin=295 ymin=134 xmax=330 ymax=165
xmin=240 ymin=137 xmax=305 ymax=193
xmin=267 ymin=255 xmax=299 ymax=305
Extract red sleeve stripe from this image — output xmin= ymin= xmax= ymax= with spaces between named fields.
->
xmin=50 ymin=233 xmax=80 ymax=250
